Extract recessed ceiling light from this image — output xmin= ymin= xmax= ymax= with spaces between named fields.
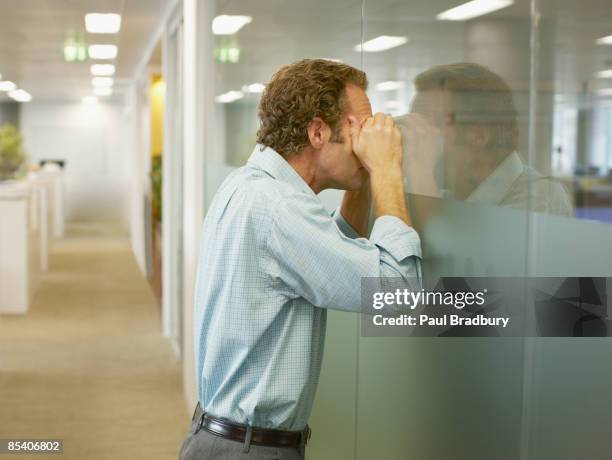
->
xmin=91 ymin=64 xmax=115 ymax=76
xmin=595 ymin=70 xmax=612 ymax=78
xmin=385 ymin=100 xmax=401 ymax=110
xmin=212 ymin=15 xmax=252 ymax=35
xmin=0 ymin=81 xmax=17 ymax=92
xmin=85 ymin=13 xmax=121 ymax=34
xmin=92 ymin=77 xmax=114 ymax=87
xmin=437 ymin=0 xmax=513 ymax=21
xmin=354 ymin=36 xmax=408 ymax=53
xmin=8 ymin=89 xmax=32 ymax=102
xmin=215 ymin=90 xmax=244 ymax=103
xmin=241 ymin=83 xmax=265 ymax=93
xmin=376 ymin=81 xmax=406 ymax=91
xmin=94 ymin=87 xmax=113 ymax=96
xmin=596 ymin=35 xmax=612 ymax=45
xmin=89 ymin=44 xmax=118 ymax=60
xmin=82 ymin=96 xmax=98 ymax=104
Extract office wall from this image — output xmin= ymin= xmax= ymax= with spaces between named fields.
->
xmin=20 ymin=102 xmax=130 ymax=225
xmin=0 ymin=102 xmax=20 ymax=128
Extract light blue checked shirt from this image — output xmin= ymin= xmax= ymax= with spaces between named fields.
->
xmin=193 ymin=144 xmax=422 ymax=431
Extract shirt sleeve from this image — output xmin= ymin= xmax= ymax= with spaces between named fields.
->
xmin=331 ymin=206 xmax=361 ymax=239
xmin=264 ymin=192 xmax=422 ymax=313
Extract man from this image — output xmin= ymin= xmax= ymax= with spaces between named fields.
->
xmin=397 ymin=62 xmax=572 ymax=216
xmin=179 ymin=59 xmax=422 ymax=459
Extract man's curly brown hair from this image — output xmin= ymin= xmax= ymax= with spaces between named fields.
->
xmin=256 ymin=59 xmax=368 ymax=157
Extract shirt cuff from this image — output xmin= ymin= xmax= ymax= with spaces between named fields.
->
xmin=331 ymin=206 xmax=361 ymax=239
xmin=370 ymin=215 xmax=422 ymax=261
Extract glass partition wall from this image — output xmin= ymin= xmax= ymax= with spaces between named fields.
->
xmin=203 ymin=1 xmax=612 ymax=459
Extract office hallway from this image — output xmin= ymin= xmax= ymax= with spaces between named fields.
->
xmin=0 ymin=222 xmax=189 ymax=460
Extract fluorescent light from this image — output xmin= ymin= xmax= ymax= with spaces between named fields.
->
xmin=596 ymin=70 xmax=612 ymax=78
xmin=354 ymin=36 xmax=408 ymax=52
xmin=596 ymin=35 xmax=612 ymax=45
xmin=597 ymin=88 xmax=612 ymax=96
xmin=0 ymin=81 xmax=17 ymax=92
xmin=385 ymin=100 xmax=401 ymax=110
xmin=92 ymin=77 xmax=114 ymax=87
xmin=91 ymin=64 xmax=115 ymax=76
xmin=94 ymin=87 xmax=113 ymax=96
xmin=85 ymin=13 xmax=121 ymax=34
xmin=82 ymin=96 xmax=98 ymax=104
xmin=88 ymin=44 xmax=118 ymax=59
xmin=241 ymin=83 xmax=265 ymax=93
xmin=437 ymin=0 xmax=513 ymax=21
xmin=215 ymin=91 xmax=244 ymax=103
xmin=376 ymin=81 xmax=406 ymax=91
xmin=212 ymin=15 xmax=252 ymax=35
xmin=8 ymin=89 xmax=32 ymax=102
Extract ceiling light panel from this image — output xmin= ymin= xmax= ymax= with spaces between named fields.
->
xmin=91 ymin=64 xmax=115 ymax=76
xmin=437 ymin=0 xmax=514 ymax=21
xmin=595 ymin=70 xmax=612 ymax=78
xmin=0 ymin=81 xmax=17 ymax=92
xmin=212 ymin=15 xmax=252 ymax=35
xmin=242 ymin=83 xmax=265 ymax=93
xmin=85 ymin=13 xmax=121 ymax=34
xmin=215 ymin=91 xmax=244 ymax=103
xmin=94 ymin=87 xmax=113 ymax=96
xmin=89 ymin=45 xmax=118 ymax=60
xmin=9 ymin=89 xmax=32 ymax=102
xmin=355 ymin=36 xmax=408 ymax=52
xmin=92 ymin=77 xmax=114 ymax=87
xmin=596 ymin=35 xmax=612 ymax=45
xmin=376 ymin=81 xmax=406 ymax=91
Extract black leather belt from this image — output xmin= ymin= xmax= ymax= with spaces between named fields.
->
xmin=192 ymin=403 xmax=311 ymax=449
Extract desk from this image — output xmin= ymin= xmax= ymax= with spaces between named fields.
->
xmin=0 ymin=181 xmax=40 ymax=314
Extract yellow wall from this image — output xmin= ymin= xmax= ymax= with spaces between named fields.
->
xmin=150 ymin=74 xmax=165 ymax=156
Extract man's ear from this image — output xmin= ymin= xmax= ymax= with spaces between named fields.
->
xmin=307 ymin=117 xmax=331 ymax=149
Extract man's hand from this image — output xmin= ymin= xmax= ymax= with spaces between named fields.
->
xmin=349 ymin=113 xmax=402 ymax=176
xmin=348 ymin=113 xmax=410 ymax=226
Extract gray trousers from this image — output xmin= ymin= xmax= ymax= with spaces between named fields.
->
xmin=178 ymin=414 xmax=306 ymax=460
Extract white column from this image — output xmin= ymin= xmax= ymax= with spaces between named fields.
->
xmin=182 ymin=0 xmax=215 ymax=409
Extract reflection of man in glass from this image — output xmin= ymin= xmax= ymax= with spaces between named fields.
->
xmin=397 ymin=62 xmax=572 ymax=215
xmin=180 ymin=59 xmax=421 ymax=459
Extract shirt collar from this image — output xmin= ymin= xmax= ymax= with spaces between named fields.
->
xmin=466 ymin=151 xmax=525 ymax=205
xmin=247 ymin=144 xmax=315 ymax=196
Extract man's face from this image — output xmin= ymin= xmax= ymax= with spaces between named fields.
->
xmin=410 ymin=88 xmax=472 ymax=193
xmin=317 ymin=84 xmax=372 ymax=191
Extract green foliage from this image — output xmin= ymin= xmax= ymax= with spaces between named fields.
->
xmin=0 ymin=123 xmax=27 ymax=180
xmin=151 ymin=155 xmax=162 ymax=222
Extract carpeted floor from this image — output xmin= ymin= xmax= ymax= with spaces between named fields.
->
xmin=0 ymin=221 xmax=190 ymax=460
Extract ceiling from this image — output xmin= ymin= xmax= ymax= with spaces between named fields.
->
xmin=214 ymin=0 xmax=612 ymax=97
xmin=1 ymin=0 xmax=612 ymax=105
xmin=0 ymin=0 xmax=171 ymax=103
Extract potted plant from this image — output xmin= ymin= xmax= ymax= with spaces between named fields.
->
xmin=0 ymin=123 xmax=27 ymax=181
